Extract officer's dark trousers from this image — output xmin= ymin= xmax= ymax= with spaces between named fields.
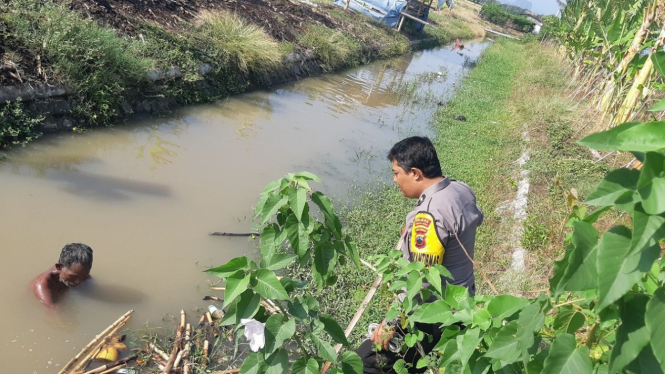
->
xmin=355 ymin=323 xmax=443 ymax=374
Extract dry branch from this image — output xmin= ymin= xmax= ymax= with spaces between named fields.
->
xmin=82 ymin=355 xmax=138 ymax=374
xmin=163 ymin=310 xmax=186 ymax=373
xmin=59 ymin=310 xmax=133 ymax=374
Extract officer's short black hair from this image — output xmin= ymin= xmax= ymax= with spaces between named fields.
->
xmin=387 ymin=136 xmax=443 ymax=178
xmin=58 ymin=243 xmax=93 ymax=268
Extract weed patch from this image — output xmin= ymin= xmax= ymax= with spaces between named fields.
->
xmin=0 ymin=99 xmax=43 ymax=149
xmin=298 ymin=24 xmax=361 ymax=71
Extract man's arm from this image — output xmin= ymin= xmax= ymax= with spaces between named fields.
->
xmin=32 ymin=275 xmax=56 ymax=308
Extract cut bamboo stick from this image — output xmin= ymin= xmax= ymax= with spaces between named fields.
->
xmin=149 ymin=342 xmax=170 ymax=362
xmin=212 ymin=369 xmax=241 ymax=374
xmin=320 ymin=274 xmax=382 ymax=374
xmin=163 ymin=310 xmax=186 ymax=373
xmin=206 ymin=312 xmax=213 ymax=324
xmin=201 ymin=340 xmax=210 ymax=370
xmin=59 ymin=310 xmax=134 ymax=374
xmin=82 ymin=355 xmax=138 ymax=374
xmin=198 ymin=313 xmax=206 ymax=327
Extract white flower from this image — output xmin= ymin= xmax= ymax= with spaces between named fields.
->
xmin=240 ymin=318 xmax=266 ymax=352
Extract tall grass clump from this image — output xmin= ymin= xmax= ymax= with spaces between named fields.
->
xmin=298 ymin=24 xmax=360 ymax=71
xmin=192 ymin=11 xmax=282 ymax=75
xmin=1 ymin=0 xmax=153 ymax=126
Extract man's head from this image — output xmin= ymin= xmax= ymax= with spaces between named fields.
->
xmin=55 ymin=243 xmax=93 ymax=288
xmin=388 ymin=136 xmax=443 ymax=199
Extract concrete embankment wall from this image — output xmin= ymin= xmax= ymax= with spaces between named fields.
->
xmin=1 ymin=51 xmax=323 ymax=132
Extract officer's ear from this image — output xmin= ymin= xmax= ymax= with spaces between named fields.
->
xmin=410 ymin=167 xmax=425 ymax=181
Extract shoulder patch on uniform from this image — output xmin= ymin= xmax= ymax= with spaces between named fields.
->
xmin=410 ymin=211 xmax=445 ymax=266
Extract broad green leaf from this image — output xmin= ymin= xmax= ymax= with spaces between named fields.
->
xmin=314 ymin=243 xmax=337 ymax=289
xmin=252 ymin=269 xmax=289 ymax=300
xmin=205 ymin=256 xmax=249 ymax=278
xmin=526 ymin=349 xmax=549 ymax=374
xmin=255 ymin=180 xmax=280 ymax=219
xmin=264 ymin=314 xmax=296 ymax=354
xmin=286 ymin=213 xmax=310 ymax=259
xmin=596 ymin=226 xmax=660 ymax=311
xmin=262 ymin=253 xmax=297 ymax=271
xmin=426 ymin=266 xmax=443 ymax=297
xmin=550 ymin=243 xmax=572 ymax=293
xmin=557 ymin=221 xmax=599 ymax=293
xmin=393 ymin=359 xmax=408 ymax=374
xmin=310 ymin=334 xmax=337 ymax=362
xmin=516 ymin=302 xmax=545 ymax=350
xmin=396 ymin=261 xmax=426 ymax=277
xmin=472 ymin=308 xmax=491 ymax=330
xmin=341 ymin=351 xmax=362 ymax=374
xmin=288 ymin=186 xmax=308 ymax=221
xmin=577 ymin=121 xmax=642 ymax=151
xmin=583 ymin=206 xmax=611 ymax=224
xmin=223 ymin=272 xmax=251 ymax=308
xmin=484 ymin=321 xmax=522 ymax=363
xmin=637 ymin=152 xmax=665 ymax=214
xmin=439 ymin=338 xmax=461 ymax=369
xmin=646 ymin=288 xmax=665 ymax=372
xmin=319 ymin=314 xmax=350 ymax=346
xmin=614 ymin=121 xmax=665 ymax=152
xmin=433 ymin=325 xmax=461 ymax=351
xmin=311 ymin=191 xmax=342 ymax=238
xmin=630 ymin=205 xmax=665 ymax=255
xmin=406 ymin=271 xmax=423 ymax=301
xmin=542 ymin=334 xmax=592 ymax=374
xmin=405 ymin=333 xmax=418 ymax=347
xmin=625 ymin=345 xmax=664 ymax=374
xmin=265 ymin=349 xmax=289 ymax=374
xmin=304 ymin=296 xmax=320 ymax=312
xmin=552 ymin=306 xmax=585 ymax=334
xmin=446 ymin=284 xmax=471 ymax=310
xmin=260 ymin=224 xmax=280 ymax=259
xmin=652 ymin=51 xmax=665 ymax=77
xmin=288 ymin=297 xmax=309 ymax=320
xmin=648 ymin=97 xmax=665 ymax=112
xmin=240 ymin=352 xmax=267 ymax=374
xmin=432 ymin=263 xmax=454 ymax=278
xmin=610 ymin=293 xmax=651 ymax=373
xmin=294 ymin=171 xmax=321 ymax=182
xmin=344 ymin=236 xmax=361 ymax=269
xmin=487 ymin=295 xmax=529 ymax=322
xmin=292 ymin=358 xmax=319 ymax=374
xmin=458 ymin=328 xmax=481 ymax=368
xmin=220 ymin=290 xmax=260 ymax=326
xmin=261 ymin=194 xmax=288 ymax=224
xmin=584 ymin=168 xmax=640 ymax=207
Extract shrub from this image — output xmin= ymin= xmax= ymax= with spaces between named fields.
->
xmin=0 ymin=100 xmax=43 ymax=149
xmin=298 ymin=24 xmax=360 ymax=71
xmin=192 ymin=11 xmax=282 ymax=75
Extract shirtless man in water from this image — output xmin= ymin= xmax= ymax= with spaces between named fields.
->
xmin=31 ymin=243 xmax=93 ymax=308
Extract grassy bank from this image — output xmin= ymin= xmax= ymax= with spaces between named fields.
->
xmin=321 ymin=39 xmax=616 ymax=346
xmin=0 ymin=0 xmax=481 ymax=149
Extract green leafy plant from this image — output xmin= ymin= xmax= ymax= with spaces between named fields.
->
xmin=0 ymin=99 xmax=43 ymax=148
xmin=206 ymin=172 xmax=363 ymax=374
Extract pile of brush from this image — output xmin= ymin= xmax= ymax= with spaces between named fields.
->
xmin=58 ymin=294 xmax=284 ymax=374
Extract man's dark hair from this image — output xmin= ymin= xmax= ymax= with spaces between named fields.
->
xmin=388 ymin=136 xmax=443 ymax=178
xmin=59 ymin=243 xmax=93 ymax=268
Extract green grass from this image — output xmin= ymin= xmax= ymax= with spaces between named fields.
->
xmin=193 ymin=11 xmax=283 ymax=75
xmin=2 ymin=0 xmax=153 ymax=126
xmin=298 ymin=24 xmax=361 ymax=72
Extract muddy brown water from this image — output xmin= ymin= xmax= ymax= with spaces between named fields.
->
xmin=0 ymin=41 xmax=489 ymax=372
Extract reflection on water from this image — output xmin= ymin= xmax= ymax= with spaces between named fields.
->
xmin=0 ymin=41 xmax=489 ymax=372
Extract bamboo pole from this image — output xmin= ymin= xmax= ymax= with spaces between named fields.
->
xmin=616 ymin=21 xmax=665 ymax=125
xmin=182 ymin=323 xmax=192 ymax=374
xmin=320 ymin=273 xmax=383 ymax=374
xmin=344 ymin=0 xmax=351 ymax=10
xmin=212 ymin=369 xmax=241 ymax=374
xmin=201 ymin=340 xmax=210 ymax=370
xmin=149 ymin=342 xmax=170 ymax=362
xmin=82 ymin=355 xmax=138 ymax=374
xmin=163 ymin=310 xmax=186 ymax=374
xmin=59 ymin=310 xmax=134 ymax=374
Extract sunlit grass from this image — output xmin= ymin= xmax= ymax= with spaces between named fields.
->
xmin=298 ymin=24 xmax=361 ymax=71
xmin=194 ymin=10 xmax=283 ymax=74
